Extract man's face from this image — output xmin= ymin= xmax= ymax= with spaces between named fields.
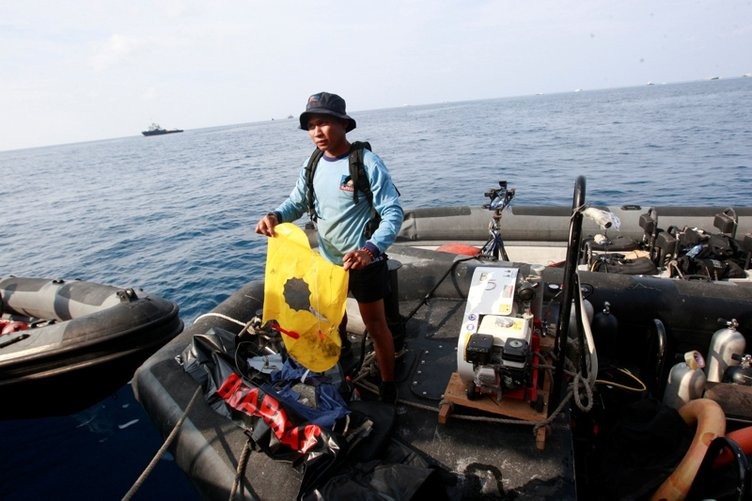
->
xmin=307 ymin=114 xmax=348 ymax=154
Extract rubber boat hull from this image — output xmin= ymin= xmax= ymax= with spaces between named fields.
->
xmin=132 ymin=201 xmax=752 ymax=499
xmin=132 ymin=255 xmax=752 ymax=499
xmin=1 ymin=277 xmax=183 ymax=418
xmin=398 ymin=204 xmax=752 ymax=243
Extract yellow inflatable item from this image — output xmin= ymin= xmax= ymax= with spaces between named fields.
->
xmin=263 ymin=223 xmax=348 ymax=372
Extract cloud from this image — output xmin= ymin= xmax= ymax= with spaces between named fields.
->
xmin=89 ymin=33 xmax=145 ymax=71
xmin=1 ymin=0 xmax=751 ymax=151
xmin=142 ymin=86 xmax=158 ymax=100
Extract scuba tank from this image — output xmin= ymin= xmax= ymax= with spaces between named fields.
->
xmin=568 ymin=297 xmax=593 ymax=337
xmin=706 ymin=318 xmax=746 ymax=383
xmin=592 ymin=301 xmax=618 ymax=361
xmin=663 ymin=350 xmax=706 ymax=410
xmin=722 ymin=353 xmax=752 ymax=385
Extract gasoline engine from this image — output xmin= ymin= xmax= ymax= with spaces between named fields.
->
xmin=457 ymin=266 xmax=543 ymax=405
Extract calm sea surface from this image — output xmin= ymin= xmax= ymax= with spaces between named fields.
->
xmin=1 ymin=78 xmax=751 ymax=499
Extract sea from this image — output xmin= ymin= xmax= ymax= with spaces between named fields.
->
xmin=1 ymin=77 xmax=751 ymax=499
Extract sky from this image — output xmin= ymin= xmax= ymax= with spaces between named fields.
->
xmin=1 ymin=1 xmax=750 ymax=152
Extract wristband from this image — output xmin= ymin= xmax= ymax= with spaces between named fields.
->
xmin=362 ymin=242 xmax=380 ymax=259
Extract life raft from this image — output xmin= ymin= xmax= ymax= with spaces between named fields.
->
xmin=0 ymin=276 xmax=183 ymax=417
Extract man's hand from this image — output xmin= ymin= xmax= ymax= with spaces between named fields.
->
xmin=342 ymin=248 xmax=373 ymax=271
xmin=255 ymin=213 xmax=278 ymax=237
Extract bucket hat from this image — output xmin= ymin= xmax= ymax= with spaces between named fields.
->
xmin=299 ymin=92 xmax=356 ymax=132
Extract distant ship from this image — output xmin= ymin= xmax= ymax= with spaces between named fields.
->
xmin=142 ymin=123 xmax=184 ymax=136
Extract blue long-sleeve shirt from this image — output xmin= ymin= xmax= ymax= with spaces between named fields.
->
xmin=274 ymin=149 xmax=403 ymax=265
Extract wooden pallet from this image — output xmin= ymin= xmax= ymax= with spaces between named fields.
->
xmin=439 ymin=370 xmax=551 ymax=450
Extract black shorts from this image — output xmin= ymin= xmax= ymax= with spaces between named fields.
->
xmin=348 ymin=257 xmax=390 ymax=303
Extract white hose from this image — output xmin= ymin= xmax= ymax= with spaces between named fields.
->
xmin=576 ymin=272 xmax=598 ymax=386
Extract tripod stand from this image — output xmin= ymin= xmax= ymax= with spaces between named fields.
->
xmin=479 ymin=181 xmax=515 ymax=261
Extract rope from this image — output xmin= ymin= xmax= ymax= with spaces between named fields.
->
xmin=532 ymin=388 xmax=574 ymax=435
xmin=229 ymin=439 xmax=253 ymax=500
xmin=405 ymin=254 xmax=477 ymax=320
xmin=124 ymin=310 xmax=261 ymax=501
xmin=595 ymin=367 xmax=647 ymax=393
xmin=193 ymin=312 xmax=248 ymax=328
xmin=122 ymin=385 xmax=204 ymax=501
xmin=571 ymin=372 xmax=594 ymax=412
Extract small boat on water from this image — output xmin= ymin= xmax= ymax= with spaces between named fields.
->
xmin=0 ymin=277 xmax=183 ymax=418
xmin=133 ymin=177 xmax=752 ymax=499
xmin=141 ymin=122 xmax=184 ymax=136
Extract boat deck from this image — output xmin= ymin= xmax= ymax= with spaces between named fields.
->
xmin=133 ymin=200 xmax=752 ymax=499
xmin=362 ymin=294 xmax=575 ymax=498
xmin=134 ymin=284 xmax=576 ymax=500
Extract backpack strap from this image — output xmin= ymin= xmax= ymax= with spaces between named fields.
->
xmin=305 ymin=148 xmax=325 ymax=222
xmin=347 ymin=141 xmax=382 ymax=237
xmin=348 ymin=141 xmax=372 ymax=205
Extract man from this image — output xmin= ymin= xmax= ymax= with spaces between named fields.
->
xmin=255 ymin=92 xmax=404 ymax=403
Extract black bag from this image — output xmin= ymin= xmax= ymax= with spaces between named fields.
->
xmin=707 ymin=233 xmax=739 ymax=259
xmin=671 ymin=225 xmax=746 ymax=280
xmin=591 ymin=254 xmax=658 ymax=275
xmin=675 ymin=255 xmax=746 ymax=280
xmin=675 ymin=227 xmax=706 ymax=250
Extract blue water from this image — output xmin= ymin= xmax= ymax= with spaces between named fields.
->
xmin=1 ymin=77 xmax=751 ymax=499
